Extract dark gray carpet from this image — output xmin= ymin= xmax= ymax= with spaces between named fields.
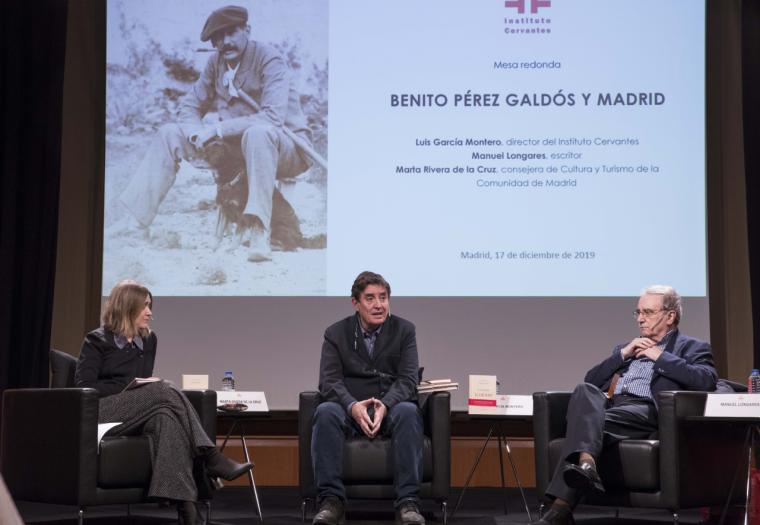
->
xmin=14 ymin=487 xmax=743 ymax=525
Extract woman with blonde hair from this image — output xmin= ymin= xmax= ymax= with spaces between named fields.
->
xmin=75 ymin=280 xmax=251 ymax=524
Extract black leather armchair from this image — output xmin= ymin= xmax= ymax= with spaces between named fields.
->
xmin=0 ymin=350 xmax=218 ymax=524
xmin=533 ymin=390 xmax=749 ymax=523
xmin=298 ymin=391 xmax=451 ymax=522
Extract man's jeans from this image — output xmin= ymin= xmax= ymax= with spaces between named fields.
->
xmin=311 ymin=401 xmax=424 ymax=507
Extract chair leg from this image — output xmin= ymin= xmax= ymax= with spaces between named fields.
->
xmin=78 ymin=508 xmax=84 ymax=525
xmin=538 ymin=502 xmax=545 ymax=519
xmin=672 ymin=512 xmax=679 ymax=525
xmin=441 ymin=500 xmax=448 ymax=524
xmin=204 ymin=500 xmax=212 ymax=525
xmin=301 ymin=499 xmax=310 ymax=522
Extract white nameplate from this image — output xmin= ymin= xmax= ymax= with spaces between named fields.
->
xmin=495 ymin=394 xmax=533 ymax=416
xmin=182 ymin=374 xmax=209 ymax=390
xmin=470 ymin=394 xmax=533 ymax=416
xmin=217 ymin=391 xmax=269 ymax=412
xmin=704 ymin=393 xmax=760 ymax=418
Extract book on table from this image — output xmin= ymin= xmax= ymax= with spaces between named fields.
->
xmin=417 ymin=379 xmax=459 ymax=392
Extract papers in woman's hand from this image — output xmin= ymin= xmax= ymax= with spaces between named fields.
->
xmin=122 ymin=377 xmax=161 ymax=392
xmin=97 ymin=422 xmax=122 ymax=453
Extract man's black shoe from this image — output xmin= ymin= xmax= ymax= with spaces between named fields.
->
xmin=395 ymin=500 xmax=425 ymax=525
xmin=529 ymin=505 xmax=575 ymax=525
xmin=563 ymin=461 xmax=605 ymax=494
xmin=312 ymin=497 xmax=345 ymax=525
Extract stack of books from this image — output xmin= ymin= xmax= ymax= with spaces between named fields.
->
xmin=417 ymin=379 xmax=459 ymax=393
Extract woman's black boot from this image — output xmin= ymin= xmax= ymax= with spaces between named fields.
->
xmin=205 ymin=448 xmax=252 ymax=481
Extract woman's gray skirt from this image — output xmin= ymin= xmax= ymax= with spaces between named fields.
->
xmin=99 ymin=381 xmax=214 ymax=501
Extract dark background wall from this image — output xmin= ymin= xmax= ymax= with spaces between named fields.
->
xmin=1 ymin=0 xmax=69 ymax=407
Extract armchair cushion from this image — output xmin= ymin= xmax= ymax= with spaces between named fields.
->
xmin=342 ymin=437 xmax=433 ymax=483
xmin=98 ymin=436 xmax=153 ymax=488
xmin=716 ymin=378 xmax=747 ymax=393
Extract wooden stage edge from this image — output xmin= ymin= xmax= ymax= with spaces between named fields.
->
xmin=216 ymin=409 xmax=535 ymax=487
xmin=218 ymin=436 xmax=536 ymax=488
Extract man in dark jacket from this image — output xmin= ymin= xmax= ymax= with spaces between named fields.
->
xmin=532 ymin=285 xmax=717 ymax=525
xmin=311 ymin=271 xmax=425 ymax=525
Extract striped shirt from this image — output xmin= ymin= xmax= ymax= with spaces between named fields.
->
xmin=614 ymin=331 xmax=674 ymax=399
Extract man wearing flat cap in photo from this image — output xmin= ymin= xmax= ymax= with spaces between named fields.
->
xmin=118 ymin=4 xmax=312 ymax=262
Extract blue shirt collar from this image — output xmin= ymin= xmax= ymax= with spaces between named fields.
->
xmin=359 ymin=319 xmax=383 ymax=338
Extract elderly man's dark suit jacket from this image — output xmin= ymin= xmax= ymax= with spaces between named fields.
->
xmin=318 ymin=314 xmax=418 ymax=410
xmin=584 ymin=329 xmax=717 ymax=405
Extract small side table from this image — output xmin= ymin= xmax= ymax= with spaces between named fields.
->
xmin=216 ymin=411 xmax=267 ymax=521
xmin=451 ymin=415 xmax=533 ymax=522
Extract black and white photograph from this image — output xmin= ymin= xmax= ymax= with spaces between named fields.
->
xmin=104 ymin=0 xmax=328 ymax=296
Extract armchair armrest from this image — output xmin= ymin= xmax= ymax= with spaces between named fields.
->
xmin=298 ymin=391 xmax=320 ymax=498
xmin=1 ymin=388 xmax=100 ymax=505
xmin=425 ymin=391 xmax=451 ymax=499
xmin=532 ymin=391 xmax=571 ymax=498
xmin=183 ymin=389 xmax=217 ymax=440
xmin=533 ymin=392 xmax=572 ymax=440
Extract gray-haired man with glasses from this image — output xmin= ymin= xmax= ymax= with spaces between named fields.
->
xmin=531 ymin=285 xmax=717 ymax=525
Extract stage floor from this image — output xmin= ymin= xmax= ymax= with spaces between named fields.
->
xmin=16 ymin=486 xmax=730 ymax=524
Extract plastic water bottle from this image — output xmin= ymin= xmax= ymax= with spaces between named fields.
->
xmin=749 ymin=369 xmax=760 ymax=393
xmin=221 ymin=371 xmax=236 ymax=391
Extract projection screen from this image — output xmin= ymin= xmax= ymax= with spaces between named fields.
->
xmin=103 ymin=0 xmax=708 ymax=409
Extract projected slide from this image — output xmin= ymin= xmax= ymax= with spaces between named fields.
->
xmin=104 ymin=0 xmax=706 ymax=297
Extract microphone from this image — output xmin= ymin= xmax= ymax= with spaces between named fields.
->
xmin=645 ymin=314 xmax=666 ymax=338
xmin=354 ymin=315 xmax=359 ymax=351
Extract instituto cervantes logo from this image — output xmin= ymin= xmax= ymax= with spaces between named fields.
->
xmin=505 ymin=0 xmax=551 ymax=14
xmin=504 ymin=0 xmax=552 ymax=35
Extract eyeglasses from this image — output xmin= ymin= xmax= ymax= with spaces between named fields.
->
xmin=632 ymin=308 xmax=670 ymax=319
